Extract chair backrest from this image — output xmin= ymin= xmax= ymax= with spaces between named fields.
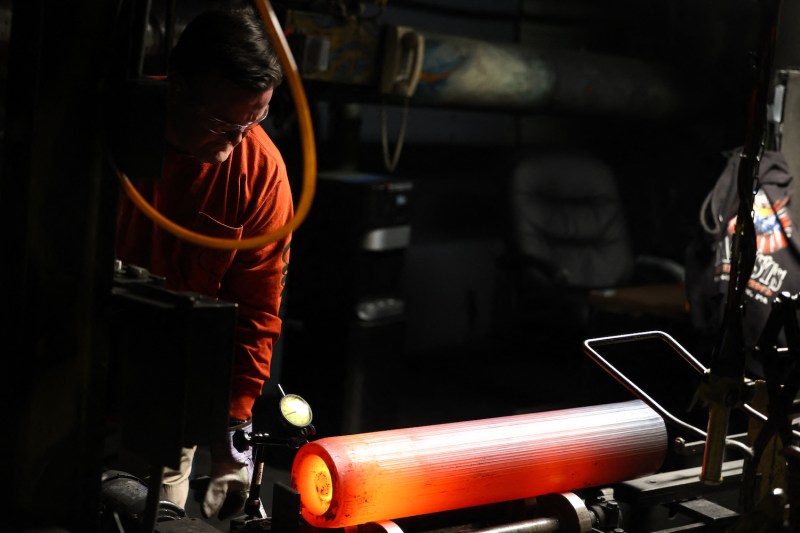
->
xmin=507 ymin=152 xmax=634 ymax=289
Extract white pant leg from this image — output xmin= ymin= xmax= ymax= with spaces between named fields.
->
xmin=161 ymin=445 xmax=197 ymax=507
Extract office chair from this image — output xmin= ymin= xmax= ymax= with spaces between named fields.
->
xmin=497 ymin=151 xmax=634 ymax=335
xmin=492 ymin=151 xmax=686 ymax=407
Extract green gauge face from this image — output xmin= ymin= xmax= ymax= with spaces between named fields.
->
xmin=280 ymin=393 xmax=313 ymax=428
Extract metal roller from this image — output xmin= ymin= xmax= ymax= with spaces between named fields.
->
xmin=291 ymin=400 xmax=667 ymax=528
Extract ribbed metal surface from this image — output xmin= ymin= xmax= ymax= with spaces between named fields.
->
xmin=291 ymin=400 xmax=666 ymax=528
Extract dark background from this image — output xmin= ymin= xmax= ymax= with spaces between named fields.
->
xmin=2 ymin=0 xmax=797 ymax=530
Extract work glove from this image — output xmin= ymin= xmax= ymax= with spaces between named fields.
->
xmin=202 ymin=418 xmax=254 ymax=520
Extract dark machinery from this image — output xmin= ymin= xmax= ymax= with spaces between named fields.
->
xmin=93 ymin=305 xmax=786 ymax=533
xmin=97 ymin=322 xmax=800 ymax=533
xmin=100 ymin=383 xmax=316 ymax=533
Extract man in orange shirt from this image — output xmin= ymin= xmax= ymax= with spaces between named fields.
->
xmin=116 ymin=5 xmax=293 ymax=519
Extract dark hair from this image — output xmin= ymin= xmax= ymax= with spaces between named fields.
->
xmin=169 ymin=6 xmax=283 ymax=91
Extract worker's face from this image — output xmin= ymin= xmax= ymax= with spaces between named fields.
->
xmin=167 ymin=75 xmax=273 ymax=164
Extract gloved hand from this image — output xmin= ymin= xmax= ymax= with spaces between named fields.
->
xmin=202 ymin=418 xmax=253 ymax=520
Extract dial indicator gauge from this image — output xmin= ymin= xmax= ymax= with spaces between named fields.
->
xmin=280 ymin=393 xmax=313 ymax=428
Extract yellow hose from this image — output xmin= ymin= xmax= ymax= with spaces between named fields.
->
xmin=117 ymin=0 xmax=316 ymax=251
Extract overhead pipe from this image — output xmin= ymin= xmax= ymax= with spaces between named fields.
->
xmin=412 ymin=32 xmax=686 ymax=119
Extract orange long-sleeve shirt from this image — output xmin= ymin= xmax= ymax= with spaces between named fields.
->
xmin=116 ymin=125 xmax=293 ymax=420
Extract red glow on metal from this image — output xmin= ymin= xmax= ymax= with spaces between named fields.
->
xmin=292 ymin=400 xmax=666 ymax=528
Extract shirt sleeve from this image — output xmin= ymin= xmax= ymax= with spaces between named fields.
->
xmin=220 ymin=145 xmax=294 ymax=421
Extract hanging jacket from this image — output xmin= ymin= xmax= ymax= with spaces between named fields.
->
xmin=685 ymin=149 xmax=800 ymax=376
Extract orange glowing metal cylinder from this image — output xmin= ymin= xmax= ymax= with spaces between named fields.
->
xmin=292 ymin=400 xmax=667 ymax=528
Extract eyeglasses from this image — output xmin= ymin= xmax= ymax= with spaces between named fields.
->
xmin=198 ymin=106 xmax=270 ymax=136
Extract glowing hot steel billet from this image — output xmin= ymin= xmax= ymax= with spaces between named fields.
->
xmin=292 ymin=400 xmax=666 ymax=528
